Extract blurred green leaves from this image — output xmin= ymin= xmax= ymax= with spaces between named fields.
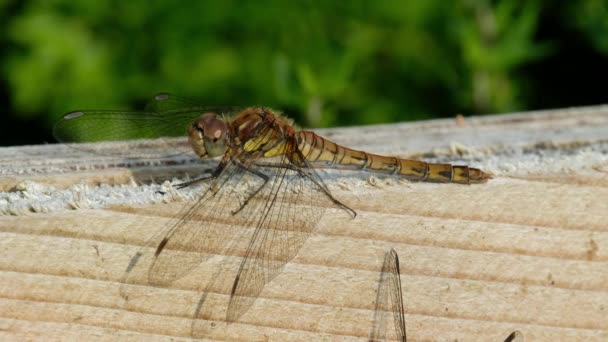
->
xmin=1 ymin=0 xmax=602 ymax=142
xmin=458 ymin=0 xmax=552 ymax=112
xmin=572 ymin=0 xmax=608 ymax=54
xmin=6 ymin=7 xmax=116 ymax=115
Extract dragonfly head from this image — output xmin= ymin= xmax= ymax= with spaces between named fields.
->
xmin=188 ymin=112 xmax=229 ymax=158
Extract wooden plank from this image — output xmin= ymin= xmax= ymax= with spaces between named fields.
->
xmin=1 ymin=105 xmax=607 ymax=341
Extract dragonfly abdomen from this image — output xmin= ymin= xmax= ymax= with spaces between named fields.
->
xmin=297 ymin=131 xmax=491 ymax=184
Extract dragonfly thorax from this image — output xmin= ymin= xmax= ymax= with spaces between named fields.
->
xmin=188 ymin=112 xmax=230 ymax=159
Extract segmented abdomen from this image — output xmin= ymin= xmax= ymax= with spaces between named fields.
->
xmin=296 ymin=131 xmax=491 ymax=184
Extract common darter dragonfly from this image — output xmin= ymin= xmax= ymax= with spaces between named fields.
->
xmin=54 ymin=93 xmax=491 ymax=323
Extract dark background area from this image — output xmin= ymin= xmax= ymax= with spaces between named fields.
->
xmin=1 ymin=1 xmax=608 ymax=146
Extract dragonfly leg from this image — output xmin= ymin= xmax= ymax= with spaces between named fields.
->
xmin=174 ymin=160 xmax=229 ymax=190
xmin=174 ymin=174 xmax=216 ymax=190
xmin=155 ymin=173 xmax=216 ymax=195
xmin=231 ymin=161 xmax=269 ymax=215
xmin=254 ymin=161 xmax=357 ymax=218
xmin=156 ymin=161 xmax=226 ymax=195
xmin=301 ymin=169 xmax=356 ymax=218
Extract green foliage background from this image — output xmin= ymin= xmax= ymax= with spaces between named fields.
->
xmin=1 ymin=0 xmax=608 ymax=145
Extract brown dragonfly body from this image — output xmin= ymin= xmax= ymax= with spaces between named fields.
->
xmin=190 ymin=106 xmax=491 ymax=185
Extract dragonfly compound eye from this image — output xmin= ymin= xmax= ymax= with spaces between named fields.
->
xmin=201 ymin=113 xmax=227 ymax=142
xmin=188 ymin=112 xmax=228 ymax=158
xmin=199 ymin=112 xmax=229 ymax=158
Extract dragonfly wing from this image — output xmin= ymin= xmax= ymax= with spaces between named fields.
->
xmin=54 ymin=110 xmax=195 ymax=142
xmin=54 ymin=93 xmax=235 ymax=158
xmin=504 ymin=331 xmax=524 ymax=342
xmin=387 ymin=249 xmax=407 ymax=341
xmin=145 ymin=92 xmax=238 ymax=115
xmin=119 ymin=153 xmax=269 ymax=299
xmin=370 ymin=248 xmax=406 ymax=342
xmin=370 ymin=257 xmax=390 ymax=341
xmin=53 ymin=109 xmax=199 ymax=158
xmin=225 ymin=143 xmax=340 ymax=322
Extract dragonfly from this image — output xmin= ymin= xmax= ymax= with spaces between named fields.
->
xmin=54 ymin=93 xmax=491 ymax=323
xmin=368 ymin=249 xmax=522 ymax=342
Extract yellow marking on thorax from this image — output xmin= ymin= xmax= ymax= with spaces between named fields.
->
xmin=244 ymin=138 xmax=260 ymax=152
xmin=243 ymin=125 xmax=275 ymax=152
xmin=264 ymin=140 xmax=288 ymax=157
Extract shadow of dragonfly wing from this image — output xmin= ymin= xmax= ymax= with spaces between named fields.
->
xmin=370 ymin=248 xmax=406 ymax=342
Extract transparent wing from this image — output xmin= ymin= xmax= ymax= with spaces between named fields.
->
xmin=54 ymin=93 xmax=208 ymax=143
xmin=117 ymin=113 xmax=350 ymax=324
xmin=119 ymin=146 xmax=273 ymax=300
xmin=53 ymin=93 xmax=233 ymax=158
xmin=144 ymin=92 xmax=236 ymax=114
xmin=370 ymin=248 xmax=406 ymax=342
xmin=225 ymin=137 xmax=353 ymax=322
xmin=119 ymin=121 xmax=332 ymax=318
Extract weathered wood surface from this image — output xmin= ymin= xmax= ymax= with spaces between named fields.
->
xmin=1 ymin=106 xmax=607 ymax=341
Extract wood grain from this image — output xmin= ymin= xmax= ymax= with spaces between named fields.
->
xmin=1 ymin=106 xmax=607 ymax=341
